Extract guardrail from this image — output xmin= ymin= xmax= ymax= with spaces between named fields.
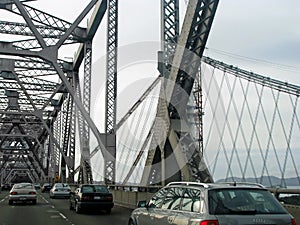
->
xmin=268 ymin=188 xmax=300 ymax=199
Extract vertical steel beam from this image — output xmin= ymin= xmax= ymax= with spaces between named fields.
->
xmin=104 ymin=0 xmax=118 ymax=184
xmin=60 ymin=93 xmax=74 ymax=183
xmin=67 ymin=73 xmax=77 ymax=183
xmin=79 ymin=42 xmax=93 ymax=184
xmin=159 ymin=0 xmax=180 ymax=80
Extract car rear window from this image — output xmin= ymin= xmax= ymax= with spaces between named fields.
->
xmin=94 ymin=185 xmax=109 ymax=193
xmin=208 ymin=188 xmax=287 ymax=215
xmin=82 ymin=185 xmax=109 ymax=193
xmin=14 ymin=183 xmax=33 ymax=189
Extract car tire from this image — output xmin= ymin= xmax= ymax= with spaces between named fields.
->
xmin=75 ymin=203 xmax=81 ymax=214
xmin=8 ymin=200 xmax=13 ymax=205
xmin=32 ymin=200 xmax=37 ymax=205
xmin=105 ymin=208 xmax=111 ymax=214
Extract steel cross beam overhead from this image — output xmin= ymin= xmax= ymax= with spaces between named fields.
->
xmin=0 ymin=0 xmax=107 ymax=184
xmin=141 ymin=0 xmax=219 ymax=185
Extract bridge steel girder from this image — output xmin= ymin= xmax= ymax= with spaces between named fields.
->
xmin=141 ymin=0 xmax=219 ymax=185
xmin=158 ymin=0 xmax=180 ymax=80
xmin=202 ymin=56 xmax=300 ymax=96
xmin=0 ymin=20 xmax=85 ymax=41
xmin=77 ymin=42 xmax=94 ymax=184
xmin=103 ymin=0 xmax=118 ymax=184
xmin=0 ymin=0 xmax=107 ymax=183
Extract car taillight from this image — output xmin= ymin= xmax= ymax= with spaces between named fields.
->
xmin=29 ymin=191 xmax=36 ymax=195
xmin=81 ymin=195 xmax=92 ymax=201
xmin=200 ymin=220 xmax=219 ymax=225
xmin=292 ymin=218 xmax=297 ymax=225
xmin=106 ymin=196 xmax=113 ymax=201
xmin=10 ymin=191 xmax=18 ymax=195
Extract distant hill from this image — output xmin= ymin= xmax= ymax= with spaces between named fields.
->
xmin=216 ymin=176 xmax=300 ymax=187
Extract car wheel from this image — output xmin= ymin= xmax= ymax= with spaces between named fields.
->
xmin=32 ymin=200 xmax=37 ymax=205
xmin=105 ymin=208 xmax=111 ymax=214
xmin=75 ymin=203 xmax=81 ymax=214
xmin=8 ymin=200 xmax=13 ymax=205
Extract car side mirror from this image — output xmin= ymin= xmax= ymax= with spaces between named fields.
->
xmin=137 ymin=200 xmax=147 ymax=208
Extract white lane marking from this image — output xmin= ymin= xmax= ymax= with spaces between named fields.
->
xmin=39 ymin=192 xmax=75 ymax=225
xmin=0 ymin=194 xmax=8 ymax=203
xmin=59 ymin=213 xmax=67 ymax=219
xmin=37 ymin=192 xmax=49 ymax=204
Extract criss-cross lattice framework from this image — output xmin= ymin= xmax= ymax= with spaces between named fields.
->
xmin=0 ymin=0 xmax=107 ymax=184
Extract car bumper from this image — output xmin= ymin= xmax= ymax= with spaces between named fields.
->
xmin=42 ymin=188 xmax=51 ymax=192
xmin=51 ymin=192 xmax=70 ymax=198
xmin=77 ymin=201 xmax=114 ymax=209
xmin=9 ymin=195 xmax=37 ymax=201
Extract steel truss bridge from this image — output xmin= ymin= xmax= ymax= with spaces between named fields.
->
xmin=0 ymin=0 xmax=299 ymax=188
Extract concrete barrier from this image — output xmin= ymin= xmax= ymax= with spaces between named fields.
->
xmin=110 ymin=185 xmax=160 ymax=209
xmin=284 ymin=204 xmax=300 ymax=223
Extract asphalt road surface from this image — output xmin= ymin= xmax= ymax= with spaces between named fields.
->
xmin=0 ymin=190 xmax=133 ymax=225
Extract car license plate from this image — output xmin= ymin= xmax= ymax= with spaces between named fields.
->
xmin=94 ymin=196 xmax=101 ymax=200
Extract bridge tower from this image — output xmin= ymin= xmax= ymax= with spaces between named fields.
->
xmin=141 ymin=0 xmax=219 ymax=185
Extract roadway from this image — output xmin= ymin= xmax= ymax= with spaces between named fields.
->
xmin=1 ymin=189 xmax=299 ymax=224
xmin=0 ymin=190 xmax=133 ymax=225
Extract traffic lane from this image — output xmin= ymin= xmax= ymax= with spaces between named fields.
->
xmin=41 ymin=192 xmax=134 ymax=225
xmin=0 ymin=190 xmax=134 ymax=225
xmin=0 ymin=191 xmax=73 ymax=225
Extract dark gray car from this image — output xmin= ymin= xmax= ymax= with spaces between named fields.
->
xmin=128 ymin=182 xmax=296 ymax=225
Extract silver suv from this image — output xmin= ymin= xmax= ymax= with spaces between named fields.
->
xmin=128 ymin=182 xmax=296 ymax=225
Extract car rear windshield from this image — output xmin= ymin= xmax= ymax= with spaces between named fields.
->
xmin=82 ymin=185 xmax=109 ymax=193
xmin=14 ymin=183 xmax=33 ymax=189
xmin=208 ymin=188 xmax=287 ymax=215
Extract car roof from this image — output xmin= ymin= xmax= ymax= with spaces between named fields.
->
xmin=79 ymin=184 xmax=107 ymax=187
xmin=166 ymin=181 xmax=266 ymax=190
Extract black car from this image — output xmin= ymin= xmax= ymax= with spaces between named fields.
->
xmin=1 ymin=183 xmax=11 ymax=191
xmin=41 ymin=183 xmax=52 ymax=192
xmin=69 ymin=184 xmax=114 ymax=214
